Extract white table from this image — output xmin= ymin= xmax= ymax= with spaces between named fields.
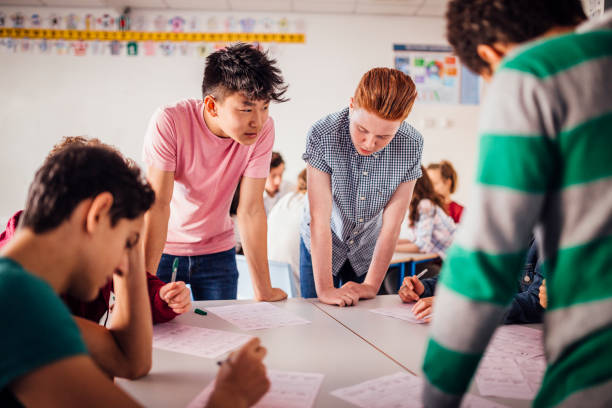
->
xmin=117 ymin=296 xmax=542 ymax=408
xmin=117 ymin=297 xmax=412 ymax=407
xmin=314 ymin=295 xmax=540 ymax=407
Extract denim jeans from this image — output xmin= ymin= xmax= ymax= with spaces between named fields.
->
xmin=157 ymin=248 xmax=238 ymax=301
xmin=299 ymin=237 xmax=365 ymax=298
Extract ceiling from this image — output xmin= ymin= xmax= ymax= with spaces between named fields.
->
xmin=0 ymin=0 xmax=449 ymax=17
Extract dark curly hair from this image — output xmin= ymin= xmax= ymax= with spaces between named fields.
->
xmin=446 ymin=0 xmax=587 ymax=75
xmin=21 ymin=145 xmax=155 ymax=233
xmin=202 ymin=42 xmax=288 ymax=103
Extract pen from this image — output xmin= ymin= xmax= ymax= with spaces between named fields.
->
xmin=400 ymin=268 xmax=429 ymax=290
xmin=415 ymin=268 xmax=428 ymax=280
xmin=194 ymin=308 xmax=207 ymax=316
xmin=171 ymin=257 xmax=179 ymax=283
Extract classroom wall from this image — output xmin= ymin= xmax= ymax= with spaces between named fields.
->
xmin=0 ymin=6 xmax=480 ymax=222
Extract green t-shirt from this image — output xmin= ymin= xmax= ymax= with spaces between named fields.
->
xmin=0 ymin=257 xmax=87 ymax=402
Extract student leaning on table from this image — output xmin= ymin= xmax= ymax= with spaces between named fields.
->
xmin=300 ymin=67 xmax=423 ymax=306
xmin=422 ymin=1 xmax=612 ymax=407
xmin=0 ymin=145 xmax=270 ymax=407
xmin=142 ymin=43 xmax=288 ymax=302
xmin=0 ymin=137 xmax=190 ymax=381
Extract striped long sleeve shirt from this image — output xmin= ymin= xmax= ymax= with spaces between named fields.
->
xmin=422 ymin=12 xmax=612 ymax=408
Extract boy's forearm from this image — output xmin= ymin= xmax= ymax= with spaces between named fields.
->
xmin=143 ymin=203 xmax=170 ymax=273
xmin=310 ymin=219 xmax=334 ymax=294
xmin=364 ymin=226 xmax=400 ymax=291
xmin=238 ymin=210 xmax=273 ymax=300
xmin=109 ymin=261 xmax=153 ymax=379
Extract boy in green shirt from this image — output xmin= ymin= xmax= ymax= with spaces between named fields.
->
xmin=0 ymin=145 xmax=270 ymax=407
xmin=422 ymin=1 xmax=612 ymax=407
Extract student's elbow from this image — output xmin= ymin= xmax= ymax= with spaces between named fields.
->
xmin=122 ymin=357 xmax=152 ymax=380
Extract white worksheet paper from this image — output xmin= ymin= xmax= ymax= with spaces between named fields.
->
xmin=330 ymin=372 xmax=507 ymax=408
xmin=153 ymin=322 xmax=253 ymax=359
xmin=474 ymin=325 xmax=546 ymax=400
xmin=484 ymin=325 xmax=544 ymax=361
xmin=186 ymin=370 xmax=324 ymax=408
xmin=369 ymin=303 xmax=429 ymax=324
xmin=206 ymin=302 xmax=311 ymax=331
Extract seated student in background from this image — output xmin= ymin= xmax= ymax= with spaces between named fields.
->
xmin=263 ymin=152 xmax=295 ymax=215
xmin=0 ymin=137 xmax=190 ymax=380
xmin=301 ymin=67 xmax=422 ymax=306
xmin=422 ymin=1 xmax=612 ymax=407
xmin=267 ymin=169 xmax=307 ymax=296
xmin=0 ymin=145 xmax=270 ymax=407
xmin=396 ymin=166 xmax=456 ymax=259
xmin=426 ymin=160 xmax=464 ymax=223
xmin=143 ymin=43 xmax=288 ymax=302
xmin=399 ymin=238 xmax=545 ymax=324
xmin=229 ymin=180 xmax=243 ymax=254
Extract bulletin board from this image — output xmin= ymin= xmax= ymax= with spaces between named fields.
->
xmin=393 ymin=44 xmax=481 ymax=105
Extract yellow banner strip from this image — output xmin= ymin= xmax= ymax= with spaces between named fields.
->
xmin=0 ymin=28 xmax=305 ymax=43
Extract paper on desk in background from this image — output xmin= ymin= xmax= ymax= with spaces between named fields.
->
xmin=475 ymin=325 xmax=546 ymax=400
xmin=153 ymin=322 xmax=253 ymax=359
xmin=369 ymin=303 xmax=429 ymax=324
xmin=186 ymin=369 xmax=324 ymax=408
xmin=330 ymin=372 xmax=508 ymax=408
xmin=206 ymin=302 xmax=311 ymax=331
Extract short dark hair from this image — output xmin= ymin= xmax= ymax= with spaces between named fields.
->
xmin=270 ymin=151 xmax=284 ymax=170
xmin=446 ymin=0 xmax=587 ymax=75
xmin=202 ymin=43 xmax=288 ymax=103
xmin=21 ymin=145 xmax=155 ymax=233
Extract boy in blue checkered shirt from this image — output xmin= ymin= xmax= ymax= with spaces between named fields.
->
xmin=300 ymin=67 xmax=423 ymax=306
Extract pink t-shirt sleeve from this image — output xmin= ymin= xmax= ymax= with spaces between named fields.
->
xmin=243 ymin=117 xmax=275 ymax=179
xmin=143 ymin=107 xmax=178 ymax=172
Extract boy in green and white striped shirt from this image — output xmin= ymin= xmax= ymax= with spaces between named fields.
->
xmin=423 ymin=1 xmax=612 ymax=406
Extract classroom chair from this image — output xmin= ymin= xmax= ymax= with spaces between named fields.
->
xmin=236 ymin=255 xmax=298 ymax=299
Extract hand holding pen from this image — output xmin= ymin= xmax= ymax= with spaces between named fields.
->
xmin=207 ymin=338 xmax=270 ymax=408
xmin=398 ymin=268 xmax=428 ymax=303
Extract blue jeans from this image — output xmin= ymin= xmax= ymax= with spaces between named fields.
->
xmin=157 ymin=248 xmax=238 ymax=301
xmin=299 ymin=237 xmax=365 ymax=298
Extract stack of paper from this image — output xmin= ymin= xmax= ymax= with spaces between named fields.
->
xmin=153 ymin=322 xmax=253 ymax=359
xmin=206 ymin=302 xmax=311 ymax=331
xmin=187 ymin=370 xmax=324 ymax=408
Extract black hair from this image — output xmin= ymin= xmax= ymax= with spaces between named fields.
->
xmin=270 ymin=151 xmax=284 ymax=170
xmin=21 ymin=145 xmax=155 ymax=233
xmin=202 ymin=42 xmax=288 ymax=103
xmin=446 ymin=0 xmax=587 ymax=75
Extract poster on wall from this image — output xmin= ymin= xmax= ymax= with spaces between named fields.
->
xmin=393 ymin=44 xmax=481 ymax=105
xmin=0 ymin=9 xmax=306 ymax=57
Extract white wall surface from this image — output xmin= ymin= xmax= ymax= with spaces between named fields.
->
xmin=0 ymin=6 xmax=480 ymax=220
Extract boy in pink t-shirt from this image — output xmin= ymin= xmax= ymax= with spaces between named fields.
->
xmin=142 ymin=43 xmax=288 ymax=302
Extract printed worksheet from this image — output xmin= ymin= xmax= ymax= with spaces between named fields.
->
xmin=475 ymin=356 xmax=535 ymax=399
xmin=484 ymin=325 xmax=544 ymax=361
xmin=186 ymin=370 xmax=324 ymax=408
xmin=331 ymin=372 xmax=423 ymax=408
xmin=518 ymin=356 xmax=547 ymax=395
xmin=206 ymin=302 xmax=311 ymax=331
xmin=153 ymin=322 xmax=253 ymax=359
xmin=330 ymin=372 xmax=508 ymax=408
xmin=369 ymin=303 xmax=429 ymax=324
